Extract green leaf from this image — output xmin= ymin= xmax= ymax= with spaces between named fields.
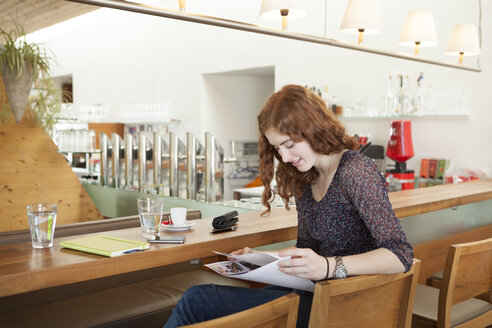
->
xmin=1 ymin=20 xmax=61 ymax=131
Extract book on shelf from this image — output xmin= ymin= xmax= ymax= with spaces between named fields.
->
xmin=437 ymin=159 xmax=450 ymax=180
xmin=60 ymin=235 xmax=149 ymax=257
xmin=419 ymin=159 xmax=430 ymax=178
xmin=428 ymin=159 xmax=438 ymax=179
xmin=205 ymin=251 xmax=315 ymax=292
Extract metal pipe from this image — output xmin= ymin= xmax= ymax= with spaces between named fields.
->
xmin=124 ymin=132 xmax=133 ymax=188
xmin=153 ymin=132 xmax=162 ymax=188
xmin=138 ymin=132 xmax=147 ymax=192
xmin=169 ymin=132 xmax=179 ymax=197
xmin=100 ymin=132 xmax=109 ymax=187
xmin=67 ymin=0 xmax=481 ymax=72
xmin=204 ymin=132 xmax=215 ymax=202
xmin=111 ymin=132 xmax=121 ymax=189
xmin=186 ymin=132 xmax=196 ymax=200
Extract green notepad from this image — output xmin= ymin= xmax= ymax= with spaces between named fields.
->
xmin=60 ymin=235 xmax=150 ymax=257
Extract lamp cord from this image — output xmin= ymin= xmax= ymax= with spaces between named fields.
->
xmin=324 ymin=0 xmax=327 ymax=39
xmin=477 ymin=0 xmax=482 ymax=68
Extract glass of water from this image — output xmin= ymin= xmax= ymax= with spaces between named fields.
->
xmin=137 ymin=198 xmax=164 ymax=240
xmin=26 ymin=203 xmax=58 ymax=248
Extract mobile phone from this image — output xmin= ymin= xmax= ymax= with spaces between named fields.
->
xmin=210 ymin=226 xmax=237 ymax=234
xmin=148 ymin=236 xmax=186 ymax=244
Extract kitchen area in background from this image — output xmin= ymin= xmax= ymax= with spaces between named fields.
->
xmin=20 ymin=0 xmax=491 ymax=212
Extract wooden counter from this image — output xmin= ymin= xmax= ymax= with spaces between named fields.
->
xmin=1 ymin=180 xmax=492 ymax=297
xmin=0 ymin=208 xmax=297 ymax=298
xmin=389 ymin=180 xmax=492 ymax=218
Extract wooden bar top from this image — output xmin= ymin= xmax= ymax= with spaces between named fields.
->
xmin=1 ymin=180 xmax=492 ymax=297
xmin=0 ymin=208 xmax=297 ymax=297
xmin=389 ymin=180 xmax=492 ymax=218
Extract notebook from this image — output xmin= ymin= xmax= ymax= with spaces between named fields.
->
xmin=60 ymin=235 xmax=150 ymax=257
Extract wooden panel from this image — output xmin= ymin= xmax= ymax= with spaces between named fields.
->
xmin=0 ymin=208 xmax=298 ymax=297
xmin=88 ymin=123 xmax=124 ymax=149
xmin=0 ymin=76 xmax=103 ymax=232
xmin=309 ymin=260 xmax=420 ymax=328
xmin=0 ymin=0 xmax=97 ymax=35
xmin=185 ymin=293 xmax=299 ymax=328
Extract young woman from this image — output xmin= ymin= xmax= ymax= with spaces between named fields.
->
xmin=164 ymin=85 xmax=413 ymax=328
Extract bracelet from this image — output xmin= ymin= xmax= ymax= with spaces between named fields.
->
xmin=324 ymin=256 xmax=330 ymax=280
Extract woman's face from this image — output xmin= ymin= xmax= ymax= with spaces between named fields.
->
xmin=265 ymin=129 xmax=317 ymax=172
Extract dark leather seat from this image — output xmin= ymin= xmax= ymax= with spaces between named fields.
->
xmin=0 ymin=270 xmax=248 ymax=328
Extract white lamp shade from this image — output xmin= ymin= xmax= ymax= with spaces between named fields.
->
xmin=445 ymin=24 xmax=480 ymax=56
xmin=340 ymin=0 xmax=383 ymax=35
xmin=260 ymin=0 xmax=309 ymax=21
xmin=399 ymin=11 xmax=438 ymax=47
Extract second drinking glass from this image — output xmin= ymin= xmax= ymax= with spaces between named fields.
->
xmin=137 ymin=198 xmax=164 ymax=240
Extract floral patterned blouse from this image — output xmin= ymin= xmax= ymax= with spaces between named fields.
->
xmin=295 ymin=150 xmax=414 ymax=272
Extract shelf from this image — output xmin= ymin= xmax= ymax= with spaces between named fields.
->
xmin=72 ymin=167 xmax=99 ymax=174
xmin=340 ymin=114 xmax=469 ymax=120
xmin=58 ymin=150 xmax=101 ymax=154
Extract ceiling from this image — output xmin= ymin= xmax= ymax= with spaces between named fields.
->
xmin=0 ymin=0 xmax=98 ymax=36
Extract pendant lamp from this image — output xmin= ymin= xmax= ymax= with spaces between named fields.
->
xmin=260 ymin=0 xmax=309 ymax=31
xmin=340 ymin=0 xmax=383 ymax=45
xmin=445 ymin=24 xmax=480 ymax=64
xmin=399 ymin=11 xmax=438 ymax=55
xmin=170 ymin=0 xmax=199 ymax=11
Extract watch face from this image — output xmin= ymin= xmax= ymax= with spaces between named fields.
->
xmin=335 ymin=267 xmax=347 ymax=279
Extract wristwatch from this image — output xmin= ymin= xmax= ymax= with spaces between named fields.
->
xmin=333 ymin=256 xmax=347 ymax=279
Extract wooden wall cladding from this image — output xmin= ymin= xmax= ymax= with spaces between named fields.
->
xmin=88 ymin=123 xmax=124 ymax=149
xmin=0 ymin=84 xmax=103 ymax=232
xmin=0 ymin=0 xmax=97 ymax=35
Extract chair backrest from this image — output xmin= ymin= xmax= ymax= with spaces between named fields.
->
xmin=309 ymin=259 xmax=421 ymax=328
xmin=437 ymin=237 xmax=492 ymax=327
xmin=183 ymin=293 xmax=300 ymax=328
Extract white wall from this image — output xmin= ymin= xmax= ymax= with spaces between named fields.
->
xmin=29 ymin=0 xmax=492 ymax=176
xmin=202 ymin=69 xmax=275 ymax=198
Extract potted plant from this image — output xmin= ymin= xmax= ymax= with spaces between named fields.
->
xmin=0 ymin=23 xmax=62 ymax=131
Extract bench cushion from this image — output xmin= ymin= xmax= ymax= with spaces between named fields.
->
xmin=413 ymin=284 xmax=492 ymax=327
xmin=0 ymin=270 xmax=249 ymax=328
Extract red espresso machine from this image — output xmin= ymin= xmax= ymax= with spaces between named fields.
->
xmin=385 ymin=121 xmax=415 ymax=190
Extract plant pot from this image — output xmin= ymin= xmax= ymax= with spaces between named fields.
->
xmin=1 ymin=60 xmax=33 ymax=122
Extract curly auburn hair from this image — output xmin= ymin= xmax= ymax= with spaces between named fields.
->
xmin=257 ymin=84 xmax=358 ymax=216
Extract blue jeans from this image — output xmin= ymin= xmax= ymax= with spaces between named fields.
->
xmin=164 ymin=284 xmax=313 ymax=328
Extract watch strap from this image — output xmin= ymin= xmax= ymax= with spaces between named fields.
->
xmin=333 ymin=256 xmax=347 ymax=279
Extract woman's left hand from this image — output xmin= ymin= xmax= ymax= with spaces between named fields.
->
xmin=277 ymin=248 xmax=328 ymax=281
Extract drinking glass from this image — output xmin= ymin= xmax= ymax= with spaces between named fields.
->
xmin=137 ymin=198 xmax=164 ymax=240
xmin=27 ymin=203 xmax=58 ymax=248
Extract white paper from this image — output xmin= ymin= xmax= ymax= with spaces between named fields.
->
xmin=208 ymin=251 xmax=315 ymax=292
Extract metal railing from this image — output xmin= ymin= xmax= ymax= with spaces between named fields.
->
xmin=99 ymin=131 xmax=235 ymax=202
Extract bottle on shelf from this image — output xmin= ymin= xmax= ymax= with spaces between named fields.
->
xmin=403 ymin=75 xmax=413 ymax=115
xmin=384 ymin=75 xmax=397 ymax=116
xmin=396 ymin=75 xmax=412 ymax=115
xmin=414 ymin=72 xmax=424 ymax=116
xmin=322 ymin=86 xmax=331 ymax=110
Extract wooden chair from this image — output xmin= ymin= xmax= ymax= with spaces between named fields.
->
xmin=308 ymin=259 xmax=421 ymax=328
xmin=412 ymin=237 xmax=492 ymax=328
xmin=426 ymin=270 xmax=491 ymax=303
xmin=183 ymin=293 xmax=300 ymax=328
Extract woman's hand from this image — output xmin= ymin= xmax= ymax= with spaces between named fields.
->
xmin=228 ymin=247 xmax=255 ymax=260
xmin=277 ymin=248 xmax=328 ymax=281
